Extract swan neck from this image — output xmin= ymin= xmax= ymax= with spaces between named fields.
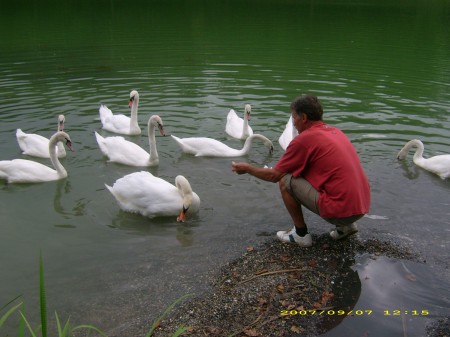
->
xmin=176 ymin=177 xmax=193 ymax=207
xmin=240 ymin=134 xmax=257 ymax=155
xmin=130 ymin=98 xmax=139 ymax=128
xmin=49 ymin=137 xmax=67 ymax=177
xmin=147 ymin=119 xmax=158 ymax=163
xmin=242 ymin=114 xmax=249 ymax=137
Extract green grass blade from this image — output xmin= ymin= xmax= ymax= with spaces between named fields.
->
xmin=0 ymin=301 xmax=23 ymax=328
xmin=72 ymin=324 xmax=108 ymax=336
xmin=145 ymin=293 xmax=193 ymax=337
xmin=55 ymin=311 xmax=63 ymax=336
xmin=39 ymin=252 xmax=48 ymax=337
xmin=171 ymin=326 xmax=188 ymax=337
xmin=18 ymin=303 xmax=26 ymax=337
xmin=0 ymin=295 xmax=22 ymax=312
xmin=19 ymin=311 xmax=38 ymax=337
xmin=55 ymin=312 xmax=72 ymax=337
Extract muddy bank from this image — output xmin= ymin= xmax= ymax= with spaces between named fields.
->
xmin=148 ymin=234 xmax=449 ymax=337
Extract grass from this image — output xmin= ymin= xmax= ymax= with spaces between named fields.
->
xmin=0 ymin=253 xmax=192 ymax=337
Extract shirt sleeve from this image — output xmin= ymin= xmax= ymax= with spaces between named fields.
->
xmin=274 ymin=136 xmax=309 ymax=177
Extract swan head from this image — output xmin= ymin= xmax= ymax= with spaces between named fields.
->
xmin=175 ymin=175 xmax=195 ymax=222
xmin=128 ymin=90 xmax=139 ymax=108
xmin=51 ymin=131 xmax=73 ymax=151
xmin=244 ymin=104 xmax=251 ymax=121
xmin=150 ymin=115 xmax=165 ymax=136
xmin=58 ymin=114 xmax=65 ymax=131
xmin=397 ymin=139 xmax=423 ymax=160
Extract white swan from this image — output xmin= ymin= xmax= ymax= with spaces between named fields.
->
xmin=278 ymin=115 xmax=298 ymax=151
xmin=0 ymin=131 xmax=73 ymax=184
xmin=95 ymin=115 xmax=165 ymax=167
xmin=16 ymin=114 xmax=66 ymax=158
xmin=397 ymin=139 xmax=450 ymax=179
xmin=225 ymin=104 xmax=253 ymax=140
xmin=105 ymin=172 xmax=200 ymax=222
xmin=171 ymin=133 xmax=273 ymax=157
xmin=99 ymin=90 xmax=141 ymax=135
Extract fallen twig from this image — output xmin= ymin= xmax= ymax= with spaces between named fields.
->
xmin=239 ymin=268 xmax=305 ymax=285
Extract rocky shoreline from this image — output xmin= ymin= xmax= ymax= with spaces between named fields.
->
xmin=148 ymin=234 xmax=448 ymax=337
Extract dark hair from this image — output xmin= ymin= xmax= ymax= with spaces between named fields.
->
xmin=290 ymin=94 xmax=323 ymax=121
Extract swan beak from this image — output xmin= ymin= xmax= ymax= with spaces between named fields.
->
xmin=158 ymin=124 xmax=165 ymax=136
xmin=176 ymin=205 xmax=189 ymax=222
xmin=128 ymin=97 xmax=134 ymax=108
xmin=66 ymin=139 xmax=74 ymax=151
xmin=269 ymin=145 xmax=274 ymax=154
xmin=59 ymin=121 xmax=64 ymax=132
xmin=247 ymin=112 xmax=251 ymax=121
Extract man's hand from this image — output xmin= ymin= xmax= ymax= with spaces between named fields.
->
xmin=231 ymin=161 xmax=249 ymax=175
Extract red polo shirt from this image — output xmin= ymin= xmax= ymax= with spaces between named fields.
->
xmin=274 ymin=122 xmax=370 ymax=218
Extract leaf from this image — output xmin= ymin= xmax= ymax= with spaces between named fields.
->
xmin=308 ymin=259 xmax=317 ymax=267
xmin=291 ymin=325 xmax=303 ymax=333
xmin=279 ymin=299 xmax=289 ymax=307
xmin=276 ymin=284 xmax=285 ymax=293
xmin=405 ymin=273 xmax=417 ymax=282
xmin=243 ymin=328 xmax=260 ymax=336
xmin=246 ymin=246 xmax=254 ymax=252
xmin=280 ymin=254 xmax=291 ymax=262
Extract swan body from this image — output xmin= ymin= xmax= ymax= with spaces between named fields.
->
xmin=95 ymin=115 xmax=165 ymax=167
xmin=397 ymin=139 xmax=450 ymax=179
xmin=171 ymin=133 xmax=273 ymax=157
xmin=16 ymin=114 xmax=66 ymax=158
xmin=278 ymin=115 xmax=298 ymax=151
xmin=99 ymin=90 xmax=141 ymax=135
xmin=105 ymin=171 xmax=200 ymax=222
xmin=0 ymin=131 xmax=73 ymax=183
xmin=225 ymin=104 xmax=253 ymax=139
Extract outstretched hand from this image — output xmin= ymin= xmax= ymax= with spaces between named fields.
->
xmin=231 ymin=161 xmax=249 ymax=175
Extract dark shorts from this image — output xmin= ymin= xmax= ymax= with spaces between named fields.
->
xmin=283 ymin=174 xmax=364 ymax=226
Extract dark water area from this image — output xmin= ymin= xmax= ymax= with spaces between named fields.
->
xmin=0 ymin=0 xmax=449 ymax=336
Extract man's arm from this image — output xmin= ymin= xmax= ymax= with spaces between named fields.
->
xmin=231 ymin=161 xmax=285 ymax=183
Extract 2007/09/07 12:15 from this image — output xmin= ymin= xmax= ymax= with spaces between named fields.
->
xmin=280 ymin=309 xmax=430 ymax=316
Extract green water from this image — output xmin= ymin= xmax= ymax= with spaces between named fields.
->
xmin=0 ymin=1 xmax=449 ymax=336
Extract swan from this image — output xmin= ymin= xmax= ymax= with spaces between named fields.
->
xmin=171 ymin=133 xmax=273 ymax=157
xmin=99 ymin=90 xmax=141 ymax=135
xmin=105 ymin=172 xmax=200 ymax=222
xmin=225 ymin=104 xmax=253 ymax=139
xmin=0 ymin=131 xmax=73 ymax=184
xmin=95 ymin=115 xmax=165 ymax=167
xmin=397 ymin=139 xmax=450 ymax=179
xmin=278 ymin=115 xmax=298 ymax=151
xmin=16 ymin=114 xmax=66 ymax=158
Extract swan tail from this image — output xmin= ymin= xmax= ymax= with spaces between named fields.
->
xmin=99 ymin=104 xmax=113 ymax=125
xmin=16 ymin=129 xmax=26 ymax=140
xmin=94 ymin=132 xmax=109 ymax=157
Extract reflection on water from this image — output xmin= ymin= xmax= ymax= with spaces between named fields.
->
xmin=324 ymin=255 xmax=449 ymax=337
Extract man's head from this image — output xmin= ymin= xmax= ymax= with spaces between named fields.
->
xmin=290 ymin=94 xmax=323 ymax=121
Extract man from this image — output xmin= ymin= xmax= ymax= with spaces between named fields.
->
xmin=231 ymin=94 xmax=370 ymax=247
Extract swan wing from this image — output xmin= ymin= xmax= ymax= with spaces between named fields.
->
xmin=225 ymin=109 xmax=253 ymax=139
xmin=418 ymin=155 xmax=450 ymax=179
xmin=171 ymin=135 xmax=240 ymax=157
xmin=278 ymin=116 xmax=297 ymax=151
xmin=95 ymin=132 xmax=149 ymax=166
xmin=99 ymin=105 xmax=133 ymax=134
xmin=0 ymin=159 xmax=58 ymax=183
xmin=107 ymin=171 xmax=184 ymax=217
xmin=16 ymin=129 xmax=52 ymax=158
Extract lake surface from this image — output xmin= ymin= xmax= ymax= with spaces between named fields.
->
xmin=0 ymin=1 xmax=449 ymax=336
